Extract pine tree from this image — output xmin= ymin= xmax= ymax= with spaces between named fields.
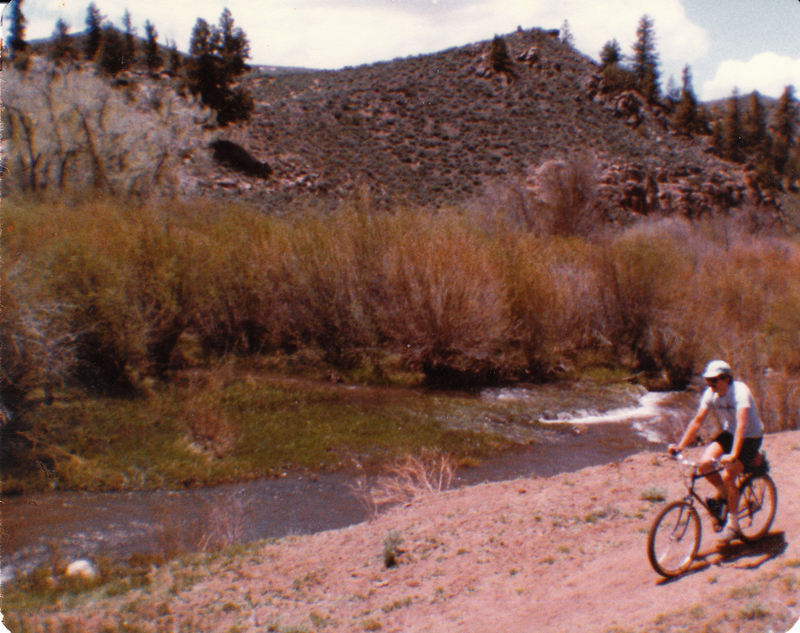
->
xmin=121 ymin=10 xmax=137 ymax=71
xmin=167 ymin=39 xmax=182 ymax=76
xmin=144 ymin=20 xmax=163 ymax=73
xmin=599 ymin=39 xmax=622 ymax=69
xmin=99 ymin=25 xmax=125 ymax=76
xmin=560 ymin=20 xmax=574 ymax=48
xmin=631 ymin=15 xmax=660 ymax=103
xmin=742 ymin=91 xmax=768 ymax=159
xmin=770 ymin=86 xmax=798 ymax=177
xmin=85 ymin=3 xmax=104 ymax=60
xmin=51 ymin=18 xmax=76 ymax=65
xmin=218 ymin=7 xmax=250 ymax=76
xmin=722 ymin=89 xmax=745 ymax=163
xmin=665 ymin=75 xmax=679 ymax=105
xmin=489 ymin=35 xmax=512 ymax=74
xmin=187 ymin=9 xmax=253 ymax=126
xmin=9 ymin=0 xmax=28 ymax=59
xmin=675 ymin=65 xmax=699 ymax=135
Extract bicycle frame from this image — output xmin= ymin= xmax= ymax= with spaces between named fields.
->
xmin=673 ymin=454 xmax=767 ymax=520
xmin=675 ymin=457 xmax=726 ymax=520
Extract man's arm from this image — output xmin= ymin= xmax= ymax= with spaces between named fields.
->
xmin=671 ymin=405 xmax=708 ymax=453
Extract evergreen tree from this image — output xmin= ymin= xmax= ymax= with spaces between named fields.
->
xmin=709 ymin=118 xmax=725 ymax=157
xmin=665 ymin=75 xmax=679 ymax=105
xmin=186 ymin=9 xmax=253 ymax=126
xmin=675 ymin=65 xmax=699 ymax=135
xmin=51 ymin=18 xmax=76 ymax=65
xmin=167 ymin=39 xmax=182 ymax=76
xmin=770 ymin=86 xmax=798 ymax=177
xmin=631 ymin=15 xmax=660 ymax=102
xmin=144 ymin=20 xmax=163 ymax=73
xmin=121 ymin=10 xmax=137 ymax=70
xmin=560 ymin=20 xmax=574 ymax=48
xmin=99 ymin=25 xmax=126 ymax=76
xmin=9 ymin=0 xmax=28 ymax=59
xmin=599 ymin=39 xmax=622 ymax=69
xmin=85 ymin=3 xmax=104 ymax=60
xmin=489 ymin=34 xmax=513 ymax=73
xmin=742 ymin=91 xmax=768 ymax=158
xmin=722 ymin=89 xmax=745 ymax=163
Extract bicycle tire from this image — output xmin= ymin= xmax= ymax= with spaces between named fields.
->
xmin=736 ymin=474 xmax=777 ymax=542
xmin=647 ymin=501 xmax=701 ymax=577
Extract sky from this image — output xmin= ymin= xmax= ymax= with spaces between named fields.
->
xmin=4 ymin=0 xmax=800 ymax=101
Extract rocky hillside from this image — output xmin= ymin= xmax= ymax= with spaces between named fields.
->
xmin=204 ymin=28 xmax=779 ymax=222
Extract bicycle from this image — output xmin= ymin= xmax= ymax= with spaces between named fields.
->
xmin=647 ymin=450 xmax=777 ymax=578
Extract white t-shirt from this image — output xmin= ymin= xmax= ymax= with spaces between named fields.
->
xmin=699 ymin=380 xmax=763 ymax=438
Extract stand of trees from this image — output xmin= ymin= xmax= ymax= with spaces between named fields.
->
xmin=597 ymin=15 xmax=798 ymax=192
xmin=8 ymin=3 xmax=254 ymax=128
xmin=598 ymin=15 xmax=659 ymax=100
xmin=186 ymin=8 xmax=254 ymax=126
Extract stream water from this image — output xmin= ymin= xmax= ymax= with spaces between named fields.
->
xmin=1 ymin=387 xmax=695 ymax=582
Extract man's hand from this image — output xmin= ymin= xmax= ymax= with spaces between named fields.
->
xmin=720 ymin=453 xmax=738 ymax=466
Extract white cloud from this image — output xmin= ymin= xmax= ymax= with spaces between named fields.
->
xmin=701 ymin=51 xmax=800 ymax=101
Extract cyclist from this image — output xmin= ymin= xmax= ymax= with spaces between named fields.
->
xmin=668 ymin=360 xmax=764 ymax=545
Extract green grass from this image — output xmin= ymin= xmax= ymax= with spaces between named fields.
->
xmin=5 ymin=365 xmax=514 ymax=493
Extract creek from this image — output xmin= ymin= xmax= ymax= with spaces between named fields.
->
xmin=1 ymin=386 xmax=695 ymax=582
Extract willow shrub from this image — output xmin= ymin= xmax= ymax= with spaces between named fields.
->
xmin=500 ymin=235 xmax=611 ymax=377
xmin=3 ymin=201 xmax=199 ymax=393
xmin=5 ymin=197 xmax=800 ymax=424
xmin=600 ymin=220 xmax=698 ymax=386
xmin=686 ymin=233 xmax=800 ymax=431
xmin=276 ymin=207 xmax=384 ymax=366
xmin=376 ymin=213 xmax=508 ymax=385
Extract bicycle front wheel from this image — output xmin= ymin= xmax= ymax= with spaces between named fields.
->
xmin=737 ymin=474 xmax=777 ymax=542
xmin=648 ymin=501 xmax=701 ymax=577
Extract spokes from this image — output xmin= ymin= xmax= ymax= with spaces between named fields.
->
xmin=737 ymin=475 xmax=777 ymax=542
xmin=648 ymin=502 xmax=701 ymax=577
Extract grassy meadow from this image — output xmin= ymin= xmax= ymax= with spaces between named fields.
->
xmin=2 ymin=195 xmax=800 ymax=493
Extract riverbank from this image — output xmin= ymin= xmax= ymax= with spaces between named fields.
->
xmin=3 ymin=368 xmax=646 ymax=495
xmin=9 ymin=430 xmax=800 ymax=633
xmin=2 ymin=386 xmax=682 ymax=582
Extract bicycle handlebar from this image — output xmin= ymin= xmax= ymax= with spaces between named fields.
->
xmin=668 ymin=451 xmax=722 ymax=471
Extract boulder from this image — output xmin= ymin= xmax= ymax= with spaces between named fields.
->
xmin=65 ymin=559 xmax=98 ymax=580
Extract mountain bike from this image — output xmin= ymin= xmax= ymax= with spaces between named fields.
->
xmin=647 ymin=451 xmax=777 ymax=578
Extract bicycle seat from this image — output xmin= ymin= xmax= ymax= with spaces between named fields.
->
xmin=744 ymin=450 xmax=769 ymax=475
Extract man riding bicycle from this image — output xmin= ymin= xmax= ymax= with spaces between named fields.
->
xmin=668 ymin=360 xmax=764 ymax=545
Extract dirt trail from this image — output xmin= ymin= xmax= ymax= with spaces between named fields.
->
xmin=19 ymin=431 xmax=800 ymax=633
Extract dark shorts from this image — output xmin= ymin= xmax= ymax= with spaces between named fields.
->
xmin=713 ymin=431 xmax=762 ymax=465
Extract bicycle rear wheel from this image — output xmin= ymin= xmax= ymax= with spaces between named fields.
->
xmin=737 ymin=474 xmax=777 ymax=542
xmin=647 ymin=501 xmax=701 ymax=577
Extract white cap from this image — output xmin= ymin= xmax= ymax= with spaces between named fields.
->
xmin=703 ymin=360 xmax=732 ymax=379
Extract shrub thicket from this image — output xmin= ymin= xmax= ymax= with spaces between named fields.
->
xmin=4 ymin=197 xmax=800 ymax=432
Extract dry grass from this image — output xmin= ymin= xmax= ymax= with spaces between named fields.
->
xmin=351 ymin=453 xmax=456 ymax=516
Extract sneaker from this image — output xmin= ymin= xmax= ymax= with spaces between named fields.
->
xmin=717 ymin=524 xmax=741 ymax=546
xmin=707 ymin=497 xmax=727 ymax=531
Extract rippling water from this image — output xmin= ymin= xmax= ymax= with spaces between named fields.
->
xmin=2 ymin=388 xmax=695 ymax=582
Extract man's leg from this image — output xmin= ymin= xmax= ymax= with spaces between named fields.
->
xmin=699 ymin=441 xmax=725 ymax=495
xmin=721 ymin=460 xmax=745 ymax=533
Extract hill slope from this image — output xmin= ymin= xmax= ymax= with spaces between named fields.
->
xmin=21 ymin=430 xmax=800 ymax=632
xmin=207 ymin=28 xmax=775 ymax=221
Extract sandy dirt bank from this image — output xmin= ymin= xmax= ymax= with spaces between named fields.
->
xmin=13 ymin=431 xmax=800 ymax=633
